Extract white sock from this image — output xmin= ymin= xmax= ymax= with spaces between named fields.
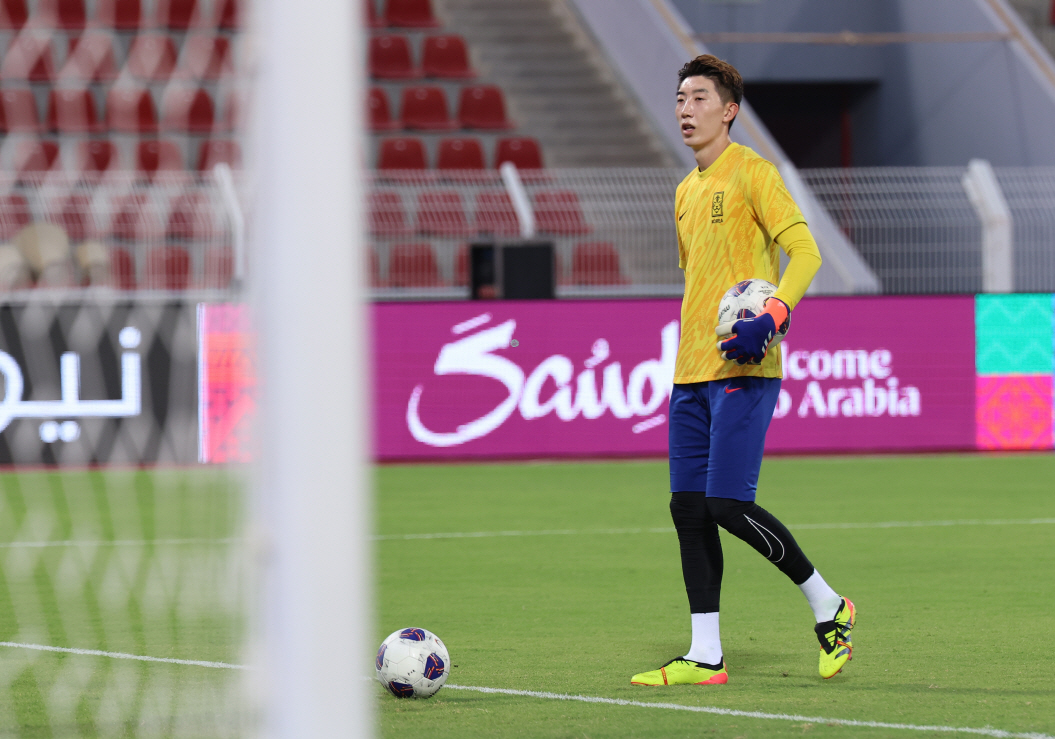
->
xmin=684 ymin=612 xmax=722 ymax=665
xmin=799 ymin=569 xmax=843 ymax=623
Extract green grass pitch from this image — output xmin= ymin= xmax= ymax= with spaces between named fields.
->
xmin=0 ymin=455 xmax=1052 ymax=737
xmin=376 ymin=455 xmax=1055 ymax=739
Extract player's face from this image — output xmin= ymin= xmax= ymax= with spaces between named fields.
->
xmin=676 ymin=76 xmax=737 ymax=149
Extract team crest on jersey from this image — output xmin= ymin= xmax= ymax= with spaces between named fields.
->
xmin=711 ymin=191 xmax=724 ymax=223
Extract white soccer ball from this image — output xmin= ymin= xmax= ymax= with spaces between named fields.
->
xmin=375 ymin=627 xmax=451 ymax=699
xmin=716 ymin=278 xmax=790 ymax=346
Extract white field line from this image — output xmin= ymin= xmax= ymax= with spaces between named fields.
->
xmin=0 ymin=538 xmax=238 ymax=549
xmin=0 ymin=642 xmax=1048 ymax=739
xmin=373 ymin=518 xmax=1055 ymax=541
xmin=443 ymin=684 xmax=1054 ymax=739
xmin=0 ymin=642 xmax=246 ymax=670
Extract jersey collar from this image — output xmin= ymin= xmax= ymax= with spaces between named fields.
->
xmin=696 ymin=142 xmax=739 ymax=179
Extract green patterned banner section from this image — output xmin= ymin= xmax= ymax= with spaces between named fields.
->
xmin=975 ymin=294 xmax=1054 ymax=376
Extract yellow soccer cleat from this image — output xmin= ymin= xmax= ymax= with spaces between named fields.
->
xmin=631 ymin=657 xmax=728 ymax=686
xmin=816 ymin=597 xmax=856 ymax=679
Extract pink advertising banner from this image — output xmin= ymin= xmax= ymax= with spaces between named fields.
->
xmin=372 ymin=295 xmax=977 ymax=460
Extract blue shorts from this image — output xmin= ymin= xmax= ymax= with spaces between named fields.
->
xmin=668 ymin=377 xmax=781 ymax=501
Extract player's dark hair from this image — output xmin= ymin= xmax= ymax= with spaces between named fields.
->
xmin=677 ymin=54 xmax=744 ymax=131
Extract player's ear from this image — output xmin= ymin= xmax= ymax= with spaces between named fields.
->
xmin=724 ymin=102 xmax=739 ymax=123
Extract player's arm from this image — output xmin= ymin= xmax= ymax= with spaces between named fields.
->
xmin=771 ymin=222 xmax=821 ymax=310
xmin=716 ymin=225 xmax=820 ymax=364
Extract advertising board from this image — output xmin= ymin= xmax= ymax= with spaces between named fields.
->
xmin=0 ymin=299 xmax=199 ymax=466
xmin=370 ymin=296 xmax=978 ymax=460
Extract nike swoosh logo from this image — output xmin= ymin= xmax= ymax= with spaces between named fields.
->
xmin=678 ymin=211 xmax=687 ymax=221
xmin=725 ymin=387 xmax=742 ymax=394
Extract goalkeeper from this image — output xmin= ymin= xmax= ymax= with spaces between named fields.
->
xmin=630 ymin=55 xmax=855 ymax=687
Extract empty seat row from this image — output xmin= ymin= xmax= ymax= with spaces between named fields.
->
xmin=371 ymin=241 xmax=627 ymax=288
xmin=0 ymin=190 xmax=227 ymax=241
xmin=2 ymin=137 xmax=239 ymax=177
xmin=0 ymin=32 xmax=235 ymax=83
xmin=369 ymin=34 xmax=473 ymax=80
xmin=365 ymin=0 xmax=439 ymax=29
xmin=377 ymin=136 xmax=541 ymax=171
xmin=104 ymin=244 xmax=233 ymax=289
xmin=0 ymin=0 xmax=240 ymax=31
xmin=370 ymin=188 xmax=589 ymax=237
xmin=369 ymin=84 xmax=510 ymax=131
xmin=0 ymin=84 xmax=239 ymax=133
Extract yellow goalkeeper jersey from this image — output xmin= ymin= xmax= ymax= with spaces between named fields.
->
xmin=674 ymin=143 xmax=807 ymax=384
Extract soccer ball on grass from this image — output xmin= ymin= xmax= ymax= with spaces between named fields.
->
xmin=715 ymin=278 xmax=790 ymax=347
xmin=376 ymin=627 xmax=450 ymax=699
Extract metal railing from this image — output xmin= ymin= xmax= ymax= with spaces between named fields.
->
xmin=0 ymin=171 xmax=239 ymax=296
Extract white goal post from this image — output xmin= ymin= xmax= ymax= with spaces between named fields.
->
xmin=253 ymin=0 xmax=371 ymax=736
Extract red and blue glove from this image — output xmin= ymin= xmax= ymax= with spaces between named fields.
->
xmin=715 ymin=297 xmax=790 ymax=365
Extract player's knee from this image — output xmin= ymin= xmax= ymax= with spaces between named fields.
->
xmin=670 ymin=491 xmax=710 ymax=529
xmin=704 ymin=496 xmax=756 ymax=529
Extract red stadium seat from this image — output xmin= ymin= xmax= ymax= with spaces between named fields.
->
xmin=369 ymin=191 xmax=410 ymax=237
xmin=160 ymin=86 xmax=214 ymax=133
xmin=422 ymin=35 xmax=474 ymax=78
xmin=155 ymin=0 xmax=197 ymax=30
xmin=415 ymin=191 xmax=470 ymax=237
xmin=0 ymin=194 xmax=30 ymax=239
xmin=1 ymin=34 xmax=55 ymax=82
xmin=0 ymin=0 xmax=27 ymax=28
xmin=437 ymin=137 xmax=484 ymax=170
xmin=495 ymin=137 xmax=543 ymax=169
xmin=76 ymin=139 xmax=120 ymax=176
xmin=400 ymin=85 xmax=456 ymax=130
xmin=96 ymin=0 xmax=140 ymax=29
xmin=369 ymin=35 xmax=418 ymax=79
xmin=572 ymin=242 xmax=627 ymax=285
xmin=178 ymin=35 xmax=233 ymax=80
xmin=106 ymin=85 xmax=157 ymax=133
xmin=52 ymin=193 xmax=97 ymax=241
xmin=15 ymin=140 xmax=60 ymax=177
xmin=203 ymin=246 xmax=233 ymax=288
xmin=145 ymin=246 xmax=191 ymax=289
xmin=110 ymin=193 xmax=163 ymax=240
xmin=197 ymin=139 xmax=241 ymax=170
xmin=47 ymin=88 xmax=100 ymax=134
xmin=457 ymin=85 xmax=511 ymax=129
xmin=110 ymin=247 xmax=136 ymax=289
xmin=167 ymin=191 xmax=216 ymax=240
xmin=135 ymin=138 xmax=185 ymax=180
xmin=534 ymin=190 xmax=590 ymax=235
xmin=39 ymin=0 xmax=85 ymax=29
xmin=383 ymin=0 xmax=439 ymax=27
xmin=473 ymin=191 xmax=519 ymax=237
xmin=59 ymin=32 xmax=119 ymax=82
xmin=377 ymin=137 xmax=426 ymax=170
xmin=0 ymin=88 xmax=40 ymax=132
xmin=364 ymin=0 xmax=382 ymax=28
xmin=388 ymin=243 xmax=442 ymax=287
xmin=126 ymin=33 xmax=177 ymax=81
xmin=215 ymin=0 xmax=238 ymax=29
xmin=368 ymin=86 xmax=397 ymax=131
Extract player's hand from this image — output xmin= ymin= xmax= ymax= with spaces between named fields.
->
xmin=715 ymin=297 xmax=790 ymax=365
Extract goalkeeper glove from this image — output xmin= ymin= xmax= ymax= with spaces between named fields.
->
xmin=715 ymin=297 xmax=790 ymax=365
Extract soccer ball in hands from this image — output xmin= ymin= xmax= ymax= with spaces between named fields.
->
xmin=376 ymin=627 xmax=451 ymax=699
xmin=715 ymin=278 xmax=790 ymax=347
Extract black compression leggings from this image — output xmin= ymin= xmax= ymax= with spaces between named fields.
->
xmin=669 ymin=492 xmax=814 ymax=613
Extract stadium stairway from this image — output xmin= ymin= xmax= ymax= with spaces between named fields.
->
xmin=1007 ymin=0 xmax=1055 ymax=59
xmin=434 ymin=0 xmax=676 ymax=167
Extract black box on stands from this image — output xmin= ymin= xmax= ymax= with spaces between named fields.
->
xmin=470 ymin=242 xmax=555 ymax=300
